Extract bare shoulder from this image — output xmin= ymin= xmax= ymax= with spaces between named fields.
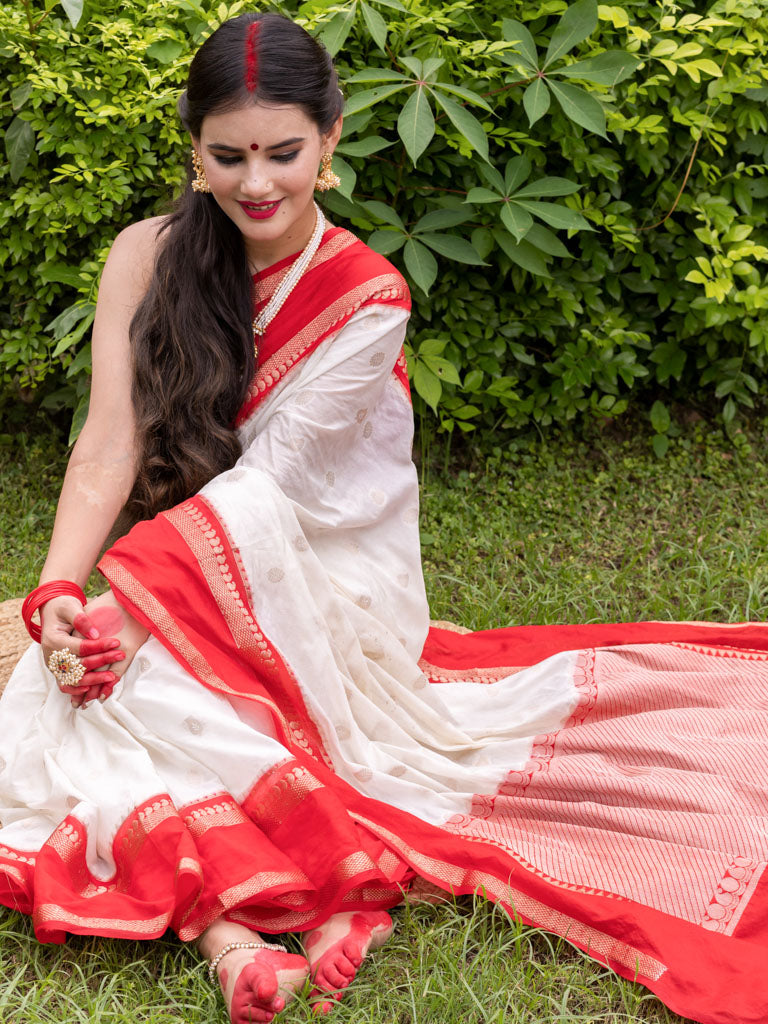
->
xmin=105 ymin=214 xmax=171 ymax=290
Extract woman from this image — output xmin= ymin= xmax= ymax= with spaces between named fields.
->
xmin=3 ymin=11 xmax=768 ymax=1024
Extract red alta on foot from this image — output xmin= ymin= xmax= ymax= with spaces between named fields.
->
xmin=303 ymin=910 xmax=394 ymax=1012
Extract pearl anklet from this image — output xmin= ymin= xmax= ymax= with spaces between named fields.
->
xmin=207 ymin=940 xmax=288 ymax=983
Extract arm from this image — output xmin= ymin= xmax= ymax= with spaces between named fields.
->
xmin=38 ymin=217 xmax=165 ymax=699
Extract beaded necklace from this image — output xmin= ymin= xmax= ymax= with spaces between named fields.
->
xmin=251 ymin=202 xmax=325 ymax=340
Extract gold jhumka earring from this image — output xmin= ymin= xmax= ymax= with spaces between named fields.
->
xmin=191 ymin=148 xmax=212 ymax=193
xmin=315 ymin=152 xmax=341 ymax=192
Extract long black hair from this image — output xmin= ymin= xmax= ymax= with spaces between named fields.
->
xmin=125 ymin=12 xmax=343 ymax=522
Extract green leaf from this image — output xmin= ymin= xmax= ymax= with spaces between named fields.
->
xmin=40 ymin=263 xmax=84 ymax=288
xmin=652 ymin=433 xmax=669 ymax=458
xmin=523 ymin=78 xmax=551 ymax=126
xmin=57 ymin=317 xmax=93 ymax=359
xmin=422 ymin=58 xmax=446 ymax=80
xmin=321 ymin=191 xmax=366 ymax=220
xmin=502 ymin=18 xmax=539 ymax=71
xmin=68 ymin=394 xmax=89 ymax=446
xmin=11 ymin=82 xmax=33 ymax=111
xmin=319 ymin=5 xmax=358 ymax=57
xmin=544 ymin=0 xmax=598 ymax=69
xmin=417 ymin=232 xmax=487 ymax=265
xmin=418 ymin=338 xmax=446 ymax=357
xmin=512 ymin=199 xmax=592 ymax=231
xmin=464 ymin=369 xmax=484 ymax=391
xmin=479 ymin=164 xmax=505 ymax=193
xmin=368 ymin=0 xmax=406 ymax=9
xmin=554 ymin=50 xmax=641 ymax=86
xmin=547 ymin=79 xmax=606 ymax=137
xmin=360 ymin=1 xmax=388 ymax=50
xmin=650 ymin=399 xmax=670 ymax=434
xmin=523 ymin=223 xmax=571 ymax=258
xmin=471 ymin=227 xmax=494 ymax=260
xmin=343 ymin=83 xmax=407 ymax=116
xmin=404 ymin=238 xmax=438 ymax=293
xmin=362 ymin=200 xmax=405 ymax=230
xmin=346 ymin=68 xmax=408 ymax=83
xmin=413 ymin=361 xmax=442 ymax=410
xmin=431 ymin=82 xmax=493 ymax=112
xmin=433 ymin=91 xmax=489 ymax=163
xmin=6 ymin=116 xmax=35 ymax=184
xmin=494 ymin=229 xmax=551 ymax=277
xmin=422 ymin=354 xmax=461 ymax=385
xmin=722 ymin=396 xmax=736 ymax=424
xmin=59 ymin=0 xmax=83 ymax=27
xmin=505 ymin=156 xmax=531 ymax=194
xmin=500 ymin=202 xmax=533 ymax=242
xmin=332 ymin=154 xmax=356 ymax=200
xmin=367 ymin=229 xmax=406 ymax=254
xmin=465 ymin=187 xmax=503 ymax=204
xmin=335 ymin=136 xmax=392 ymax=157
xmin=46 ymin=302 xmax=95 ymax=341
xmin=399 ymin=56 xmax=423 ymax=78
xmin=146 ymin=39 xmax=184 ymax=64
xmin=397 ymin=86 xmax=435 ymax=165
xmin=413 ymin=208 xmax=472 ymax=232
xmin=513 ymin=176 xmax=581 ymax=198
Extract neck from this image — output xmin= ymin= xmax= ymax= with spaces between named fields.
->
xmin=245 ymin=200 xmax=318 ymax=273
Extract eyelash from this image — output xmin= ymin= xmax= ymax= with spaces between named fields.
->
xmin=213 ymin=152 xmax=299 ymax=165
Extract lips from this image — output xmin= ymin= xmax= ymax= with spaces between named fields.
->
xmin=238 ymin=199 xmax=283 ymax=220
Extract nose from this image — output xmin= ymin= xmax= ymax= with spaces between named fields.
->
xmin=241 ymin=158 xmax=273 ymax=198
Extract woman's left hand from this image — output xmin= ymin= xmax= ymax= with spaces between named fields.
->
xmin=70 ymin=591 xmax=150 ymax=709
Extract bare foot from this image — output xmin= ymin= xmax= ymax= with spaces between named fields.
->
xmin=200 ymin=921 xmax=309 ymax=1024
xmin=302 ymin=910 xmax=394 ymax=1014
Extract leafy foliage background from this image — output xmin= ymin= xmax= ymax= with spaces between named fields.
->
xmin=1 ymin=0 xmax=767 ymax=449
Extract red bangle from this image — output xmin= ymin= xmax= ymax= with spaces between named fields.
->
xmin=21 ymin=581 xmax=87 ymax=643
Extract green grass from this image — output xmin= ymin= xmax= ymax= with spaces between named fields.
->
xmin=3 ymin=419 xmax=768 ymax=1022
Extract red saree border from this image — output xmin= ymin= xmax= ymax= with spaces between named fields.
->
xmin=236 ymin=226 xmax=411 ymax=425
xmin=1 ymin=760 xmax=410 ymax=944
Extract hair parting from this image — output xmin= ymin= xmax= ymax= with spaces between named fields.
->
xmin=244 ymin=20 xmax=260 ymax=93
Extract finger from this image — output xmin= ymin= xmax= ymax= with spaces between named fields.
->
xmin=72 ymin=610 xmax=101 ymax=640
xmin=59 ymin=682 xmax=92 ymax=695
xmin=97 ymin=683 xmax=116 ymax=702
xmin=80 ymin=670 xmax=118 ymax=690
xmin=80 ymin=650 xmax=125 ymax=671
xmin=77 ymin=637 xmax=122 ymax=659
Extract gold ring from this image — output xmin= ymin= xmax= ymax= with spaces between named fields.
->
xmin=47 ymin=647 xmax=86 ymax=688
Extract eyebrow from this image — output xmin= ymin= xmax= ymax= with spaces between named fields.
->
xmin=208 ymin=137 xmax=306 ymax=153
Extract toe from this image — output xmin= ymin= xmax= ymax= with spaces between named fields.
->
xmin=341 ymin=939 xmax=363 ymax=967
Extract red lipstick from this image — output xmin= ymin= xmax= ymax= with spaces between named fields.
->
xmin=238 ymin=199 xmax=282 ymax=220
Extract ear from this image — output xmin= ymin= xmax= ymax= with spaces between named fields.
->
xmin=322 ymin=115 xmax=344 ymax=154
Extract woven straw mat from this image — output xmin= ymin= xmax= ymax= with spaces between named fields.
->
xmin=0 ymin=599 xmax=28 ymax=695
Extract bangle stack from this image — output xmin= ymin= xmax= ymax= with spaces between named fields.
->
xmin=21 ymin=581 xmax=87 ymax=643
xmin=207 ymin=940 xmax=287 ymax=983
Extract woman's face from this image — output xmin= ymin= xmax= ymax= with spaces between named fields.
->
xmin=194 ymin=101 xmax=342 ymax=268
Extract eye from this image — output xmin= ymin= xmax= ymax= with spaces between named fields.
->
xmin=272 ymin=151 xmax=299 ymax=163
xmin=213 ymin=155 xmax=241 ymax=166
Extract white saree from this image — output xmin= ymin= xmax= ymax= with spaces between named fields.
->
xmin=4 ymin=228 xmax=768 ymax=1024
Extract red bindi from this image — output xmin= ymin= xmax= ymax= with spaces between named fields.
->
xmin=250 ymin=143 xmax=259 ymax=151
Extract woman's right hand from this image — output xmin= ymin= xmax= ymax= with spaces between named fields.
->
xmin=40 ymin=595 xmax=124 ymax=704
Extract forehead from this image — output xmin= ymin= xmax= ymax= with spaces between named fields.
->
xmin=200 ymin=101 xmax=318 ymax=143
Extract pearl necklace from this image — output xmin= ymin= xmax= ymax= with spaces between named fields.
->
xmin=251 ymin=202 xmax=325 ymax=338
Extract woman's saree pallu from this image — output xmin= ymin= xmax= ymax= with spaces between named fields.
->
xmin=2 ymin=227 xmax=768 ymax=1024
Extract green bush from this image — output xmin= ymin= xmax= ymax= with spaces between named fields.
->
xmin=2 ymin=0 xmax=767 ymax=447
